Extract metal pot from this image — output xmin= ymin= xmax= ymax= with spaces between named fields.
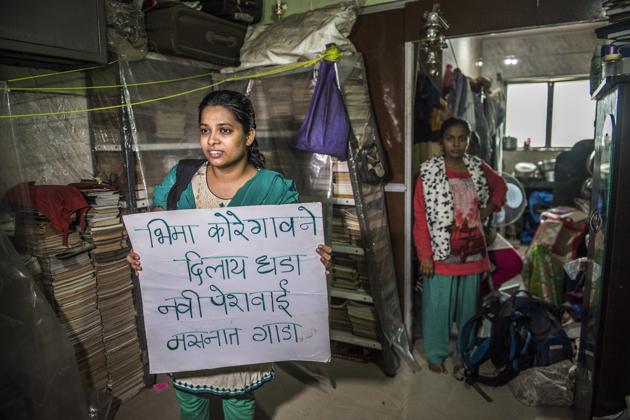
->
xmin=538 ymin=159 xmax=556 ymax=173
xmin=545 ymin=171 xmax=555 ymax=182
xmin=503 ymin=136 xmax=517 ymax=151
xmin=514 ymin=162 xmax=538 ymax=180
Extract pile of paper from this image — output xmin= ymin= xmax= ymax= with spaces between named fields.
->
xmin=80 ymin=186 xmax=145 ymax=401
xmin=346 ymin=301 xmax=379 ymax=340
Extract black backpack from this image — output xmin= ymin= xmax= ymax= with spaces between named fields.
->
xmin=458 ymin=291 xmax=572 ymax=387
xmin=512 ymin=292 xmax=573 ymax=367
xmin=165 ymin=159 xmax=206 ymax=210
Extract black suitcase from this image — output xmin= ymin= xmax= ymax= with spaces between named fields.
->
xmin=200 ymin=0 xmax=262 ymax=24
xmin=145 ymin=5 xmax=246 ymax=66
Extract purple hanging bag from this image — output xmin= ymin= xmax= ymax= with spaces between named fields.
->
xmin=293 ymin=61 xmax=351 ymax=160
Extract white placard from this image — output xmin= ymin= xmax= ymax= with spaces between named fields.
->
xmin=123 ymin=202 xmax=330 ymax=374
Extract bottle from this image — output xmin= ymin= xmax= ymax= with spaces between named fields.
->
xmin=524 ymin=137 xmax=531 ymax=150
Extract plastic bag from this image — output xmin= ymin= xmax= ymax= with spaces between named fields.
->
xmin=221 ymin=2 xmax=358 ymax=73
xmin=522 ymin=244 xmax=565 ymax=307
xmin=293 ymin=61 xmax=350 ymax=159
xmin=0 ymin=232 xmax=88 ymax=420
xmin=106 ymin=0 xmax=148 ymax=61
xmin=508 ymin=360 xmax=576 ymax=406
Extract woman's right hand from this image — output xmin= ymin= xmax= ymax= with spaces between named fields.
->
xmin=420 ymin=258 xmax=434 ymax=278
xmin=127 ymin=250 xmax=142 ymax=275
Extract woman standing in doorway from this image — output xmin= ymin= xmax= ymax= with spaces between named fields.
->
xmin=413 ymin=117 xmax=507 ymax=373
xmin=127 ymin=90 xmax=331 ymax=419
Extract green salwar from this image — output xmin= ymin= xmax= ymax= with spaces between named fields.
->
xmin=175 ymin=390 xmax=256 ymax=420
xmin=421 ymin=273 xmax=481 ymax=365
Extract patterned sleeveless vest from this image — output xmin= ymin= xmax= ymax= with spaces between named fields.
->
xmin=419 ymin=154 xmax=490 ymax=261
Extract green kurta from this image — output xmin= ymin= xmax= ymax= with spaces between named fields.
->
xmin=151 ymin=163 xmax=300 ymax=419
xmin=152 ymin=165 xmax=300 ymax=210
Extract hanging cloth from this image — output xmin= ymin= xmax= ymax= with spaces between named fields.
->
xmin=293 ymin=60 xmax=351 ymax=160
xmin=4 ymin=182 xmax=88 ymax=246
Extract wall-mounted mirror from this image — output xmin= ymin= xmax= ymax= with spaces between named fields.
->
xmin=403 ymin=23 xmax=605 ymax=405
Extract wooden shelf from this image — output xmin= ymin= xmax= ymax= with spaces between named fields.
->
xmin=330 ymin=329 xmax=382 ymax=350
xmin=330 ymin=287 xmax=373 ymax=303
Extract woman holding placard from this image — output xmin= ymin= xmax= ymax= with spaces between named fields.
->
xmin=127 ymin=90 xmax=331 ymax=420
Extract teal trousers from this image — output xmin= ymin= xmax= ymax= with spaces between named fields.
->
xmin=421 ymin=273 xmax=481 ymax=365
xmin=175 ymin=389 xmax=256 ymax=420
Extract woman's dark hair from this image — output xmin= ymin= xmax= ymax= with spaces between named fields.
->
xmin=439 ymin=117 xmax=472 ymax=140
xmin=198 ymin=89 xmax=265 ymax=168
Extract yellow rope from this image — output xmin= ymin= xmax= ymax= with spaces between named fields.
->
xmin=5 ymin=70 xmax=217 ymax=92
xmin=6 ymin=60 xmax=119 ymax=83
xmin=322 ymin=44 xmax=341 ymax=62
xmin=0 ymin=45 xmax=341 ymax=119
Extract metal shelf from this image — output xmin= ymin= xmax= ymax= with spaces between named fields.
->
xmin=331 ymin=197 xmax=355 ymax=206
xmin=330 ymin=287 xmax=373 ymax=303
xmin=94 ymin=143 xmax=200 ymax=152
xmin=331 ymin=243 xmax=365 ymax=256
xmin=330 ymin=329 xmax=382 ymax=350
xmin=255 ymin=129 xmax=296 ymax=139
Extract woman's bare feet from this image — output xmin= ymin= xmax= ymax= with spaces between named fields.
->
xmin=428 ymin=363 xmax=448 ymax=373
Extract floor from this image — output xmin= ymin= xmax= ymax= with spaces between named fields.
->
xmin=113 ymin=342 xmax=575 ymax=420
xmin=113 ymin=242 xmax=574 ymax=420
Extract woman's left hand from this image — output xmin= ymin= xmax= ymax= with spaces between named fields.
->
xmin=316 ymin=244 xmax=333 ymax=275
xmin=479 ymin=204 xmax=496 ymax=221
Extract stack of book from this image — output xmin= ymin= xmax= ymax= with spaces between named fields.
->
xmin=333 ymin=160 xmax=353 ymax=199
xmin=83 ymin=189 xmax=126 ymax=252
xmin=155 ymin=110 xmax=186 ymax=141
xmin=14 ymin=209 xmax=108 ymax=391
xmin=340 ymin=208 xmax=361 ymax=242
xmin=291 ymin=75 xmax=314 ymax=125
xmin=342 ymin=76 xmax=370 ymax=148
xmin=120 ymin=183 xmax=151 ymax=211
xmin=15 ymin=209 xmax=85 ymax=257
xmin=80 ymin=186 xmax=145 ymax=401
xmin=329 ymin=297 xmax=353 ymax=334
xmin=340 ymin=60 xmax=386 ymax=179
xmin=603 ymin=0 xmax=630 ymax=22
xmin=346 ymin=301 xmax=379 ymax=341
xmin=250 ymin=75 xmax=300 ymax=132
xmin=332 ymin=254 xmax=370 ymax=292
xmin=39 ymin=252 xmax=109 ymax=390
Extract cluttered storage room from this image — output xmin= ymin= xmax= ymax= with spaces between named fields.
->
xmin=2 ymin=0 xmax=630 ymax=419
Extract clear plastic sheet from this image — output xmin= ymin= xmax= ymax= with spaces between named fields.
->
xmin=336 ymin=55 xmax=415 ymax=371
xmin=0 ymin=231 xmax=88 ymax=420
xmin=114 ymin=52 xmax=412 ymax=373
xmin=508 ymin=360 xmax=576 ymax=407
xmin=87 ymin=54 xmax=217 ymax=207
xmin=0 ymin=71 xmax=94 ymax=197
xmin=120 ymin=55 xmax=215 ymax=206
